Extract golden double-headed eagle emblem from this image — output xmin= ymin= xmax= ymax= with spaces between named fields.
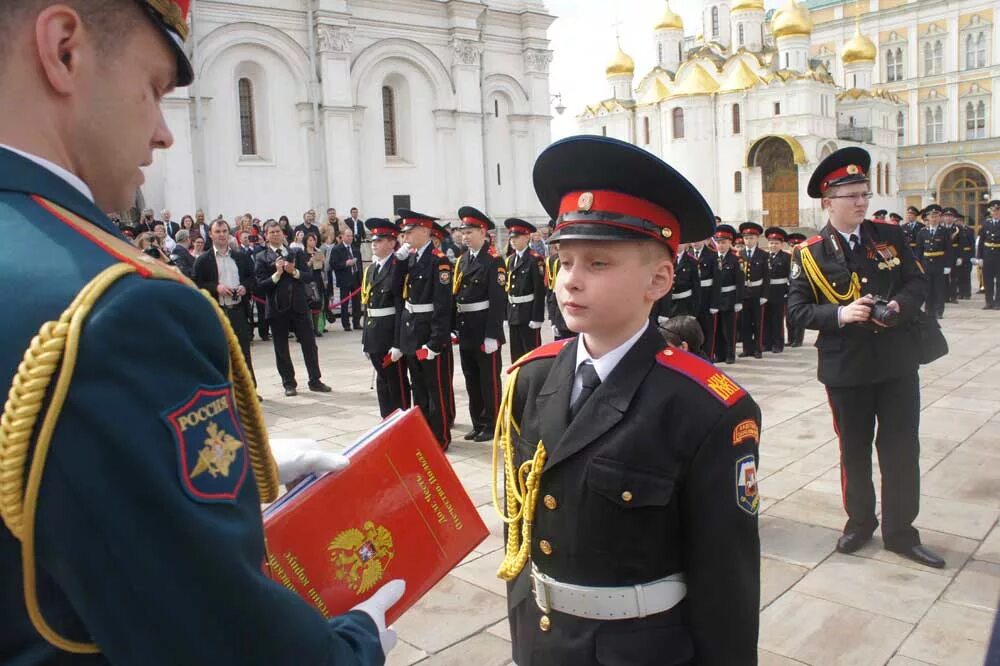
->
xmin=190 ymin=422 xmax=244 ymax=478
xmin=328 ymin=521 xmax=395 ymax=595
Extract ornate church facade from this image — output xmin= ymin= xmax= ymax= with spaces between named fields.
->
xmin=142 ymin=0 xmax=554 ymax=225
xmin=578 ymin=0 xmax=1000 ymax=233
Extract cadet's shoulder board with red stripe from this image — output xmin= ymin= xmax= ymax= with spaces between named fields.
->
xmin=803 ymin=235 xmax=823 ymax=247
xmin=655 ymin=347 xmax=747 ymax=407
xmin=508 ymin=338 xmax=572 ymax=373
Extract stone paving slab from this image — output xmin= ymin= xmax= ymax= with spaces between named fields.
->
xmin=251 ymin=296 xmax=1000 ymax=665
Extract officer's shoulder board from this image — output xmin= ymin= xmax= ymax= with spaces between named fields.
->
xmin=803 ymin=235 xmax=823 ymax=247
xmin=655 ymin=347 xmax=747 ymax=407
xmin=432 ymin=248 xmax=447 ymax=259
xmin=508 ymin=338 xmax=572 ymax=373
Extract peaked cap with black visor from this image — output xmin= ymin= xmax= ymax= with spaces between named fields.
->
xmin=808 ymin=146 xmax=871 ymax=199
xmin=534 ymin=136 xmax=715 ymax=255
xmin=139 ymin=0 xmax=194 ymax=87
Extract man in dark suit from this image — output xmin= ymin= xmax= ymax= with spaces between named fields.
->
xmin=293 ymin=209 xmax=321 ymax=245
xmin=170 ymin=229 xmax=197 ymax=279
xmin=255 ymin=220 xmax=331 ymax=396
xmin=194 ymin=220 xmax=258 ymax=391
xmin=763 ymin=227 xmax=791 ymax=353
xmin=738 ymin=221 xmax=769 ymax=358
xmin=343 ymin=207 xmax=366 ymax=248
xmin=329 ymin=227 xmax=364 ymax=330
xmin=788 ymin=146 xmax=943 ymax=569
xmin=361 ymin=219 xmax=410 ymax=417
xmin=161 ymin=209 xmax=180 ymax=239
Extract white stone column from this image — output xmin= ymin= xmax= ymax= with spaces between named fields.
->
xmin=150 ymin=90 xmax=197 ymax=216
xmin=451 ymin=38 xmax=487 ymax=208
xmin=433 ymin=109 xmax=459 ymax=216
xmin=317 ymin=23 xmax=356 ymax=210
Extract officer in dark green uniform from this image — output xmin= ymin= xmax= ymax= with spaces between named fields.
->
xmin=0 ymin=2 xmax=400 ymax=663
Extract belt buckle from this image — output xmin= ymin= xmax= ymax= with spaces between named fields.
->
xmin=531 ymin=565 xmax=551 ymax=614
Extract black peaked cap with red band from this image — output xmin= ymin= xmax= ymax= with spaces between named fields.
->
xmin=533 ymin=135 xmax=714 ymax=253
xmin=431 ymin=222 xmax=449 ymax=240
xmin=714 ymin=224 xmax=738 ymax=241
xmin=764 ymin=226 xmax=787 ymax=241
xmin=457 ymin=206 xmax=495 ymax=231
xmin=365 ymin=217 xmax=399 ymax=239
xmin=921 ymin=204 xmax=943 ymax=217
xmin=395 ymin=208 xmax=439 ymax=232
xmin=504 ymin=218 xmax=537 ymax=236
xmin=807 ymin=146 xmax=871 ymax=199
xmin=140 ymin=0 xmax=194 ymax=87
xmin=739 ymin=221 xmax=763 ymax=236
xmin=787 ymin=232 xmax=807 ymax=244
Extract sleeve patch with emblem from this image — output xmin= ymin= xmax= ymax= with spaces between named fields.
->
xmin=163 ymin=385 xmax=248 ymax=503
xmin=497 ymin=271 xmax=507 ymax=286
xmin=732 ymin=418 xmax=759 ymax=446
xmin=790 ymin=260 xmax=801 ymax=280
xmin=735 ymin=454 xmax=759 ymax=515
xmin=439 ymin=269 xmax=451 ymax=284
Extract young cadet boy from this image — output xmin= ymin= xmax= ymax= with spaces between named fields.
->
xmin=493 ymin=136 xmax=761 ymax=666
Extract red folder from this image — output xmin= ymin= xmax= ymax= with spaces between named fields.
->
xmin=262 ymin=409 xmax=488 ymax=625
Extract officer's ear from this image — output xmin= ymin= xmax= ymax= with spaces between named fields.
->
xmin=34 ymin=5 xmax=91 ymax=96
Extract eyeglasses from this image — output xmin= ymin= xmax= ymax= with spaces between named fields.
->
xmin=826 ymin=192 xmax=874 ymax=201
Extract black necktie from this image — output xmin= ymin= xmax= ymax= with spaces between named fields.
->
xmin=570 ymin=361 xmax=601 ymax=420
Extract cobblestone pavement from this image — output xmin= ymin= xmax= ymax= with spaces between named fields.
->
xmin=253 ymin=296 xmax=1000 ymax=666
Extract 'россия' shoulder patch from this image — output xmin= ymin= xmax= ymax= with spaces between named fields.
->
xmin=163 ymin=384 xmax=248 ymax=504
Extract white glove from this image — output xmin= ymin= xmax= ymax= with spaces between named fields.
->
xmin=394 ymin=243 xmax=412 ymax=261
xmin=734 ymin=304 xmax=744 ymax=313
xmin=972 ymin=258 xmax=982 ymax=266
xmin=528 ymin=321 xmax=543 ymax=330
xmin=551 ymin=325 xmax=560 ymax=337
xmin=759 ymin=298 xmax=768 ymax=305
xmin=389 ymin=347 xmax=403 ymax=363
xmin=657 ymin=316 xmax=669 ymax=325
xmin=352 ymin=579 xmax=406 ymax=657
xmin=421 ymin=345 xmax=438 ymax=360
xmin=269 ymin=438 xmax=350 ymax=485
xmin=483 ymin=338 xmax=499 ymax=355
xmin=955 ymin=258 xmax=963 ymax=266
xmin=943 ymin=268 xmax=951 ymax=275
xmin=709 ymin=308 xmax=719 ymax=315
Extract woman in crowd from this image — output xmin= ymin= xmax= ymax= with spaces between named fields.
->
xmin=192 ymin=235 xmax=205 ymax=255
xmin=290 ymin=229 xmax=306 ymax=252
xmin=180 ymin=214 xmax=195 ymax=234
xmin=304 ymin=233 xmax=328 ymax=336
xmin=278 ymin=215 xmax=293 ymax=241
xmin=321 ymin=224 xmax=339 ymax=326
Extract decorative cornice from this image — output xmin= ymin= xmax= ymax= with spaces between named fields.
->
xmin=523 ymin=48 xmax=553 ymax=74
xmin=317 ymin=25 xmax=354 ymax=54
xmin=452 ymin=38 xmax=484 ymax=66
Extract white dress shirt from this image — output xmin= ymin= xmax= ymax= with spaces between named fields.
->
xmin=214 ymin=248 xmax=241 ymax=306
xmin=0 ymin=143 xmax=94 ymax=203
xmin=571 ymin=323 xmax=648 ymax=404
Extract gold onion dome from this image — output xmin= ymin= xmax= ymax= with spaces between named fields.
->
xmin=842 ymin=28 xmax=877 ymax=64
xmin=654 ymin=2 xmax=684 ymax=31
xmin=606 ymin=39 xmax=636 ymax=77
xmin=731 ymin=0 xmax=765 ymax=11
xmin=772 ymin=0 xmax=813 ymax=38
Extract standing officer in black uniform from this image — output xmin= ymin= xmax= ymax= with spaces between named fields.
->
xmin=505 ymin=218 xmax=547 ymax=364
xmin=545 ymin=242 xmax=574 ymax=340
xmin=787 ymin=146 xmax=943 ymax=569
xmin=707 ymin=225 xmax=743 ymax=364
xmin=361 ymin=218 xmax=410 ymax=418
xmin=0 ymin=1 xmax=402 ymax=663
xmin=738 ymin=222 xmax=769 ymax=359
xmin=951 ymin=212 xmax=975 ymax=300
xmin=901 ymin=205 xmax=924 ymax=255
xmin=785 ymin=232 xmax=807 ymax=347
xmin=495 ymin=135 xmax=760 ymax=666
xmin=431 ymin=221 xmax=458 ymax=428
xmin=655 ymin=242 xmax=702 ymax=323
xmin=454 ymin=207 xmax=507 ymax=443
xmin=394 ymin=209 xmax=454 ymax=449
xmin=976 ymin=200 xmax=1000 ymax=309
xmin=915 ymin=204 xmax=953 ymax=319
xmin=763 ymin=227 xmax=791 ymax=353
xmin=691 ymin=237 xmax=719 ymax=350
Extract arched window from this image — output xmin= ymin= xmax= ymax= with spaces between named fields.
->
xmin=734 ymin=171 xmax=743 ymax=193
xmin=923 ymin=42 xmax=933 ymax=75
xmin=932 ymin=40 xmax=943 ymax=73
xmin=657 ymin=43 xmax=663 ymax=66
xmin=672 ymin=107 xmax=685 ymax=139
xmin=711 ymin=7 xmax=719 ymax=38
xmin=678 ymin=42 xmax=683 ymax=64
xmin=732 ymin=103 xmax=741 ymax=135
xmin=926 ymin=105 xmax=944 ymax=143
xmin=976 ymin=33 xmax=987 ymax=67
xmin=643 ymin=116 xmax=651 ymax=145
xmin=884 ymin=164 xmax=891 ymax=195
xmin=897 ymin=110 xmax=905 ymax=143
xmin=886 ymin=49 xmax=903 ymax=81
xmin=966 ymin=100 xmax=987 ymax=139
xmin=381 ymin=86 xmax=398 ymax=157
xmin=738 ymin=24 xmax=745 ymax=47
xmin=876 ymin=162 xmax=882 ymax=194
xmin=237 ymin=78 xmax=257 ymax=156
xmin=966 ymin=33 xmax=976 ymax=69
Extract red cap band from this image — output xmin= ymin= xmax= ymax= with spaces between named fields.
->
xmin=509 ymin=224 xmax=532 ymax=235
xmin=714 ymin=229 xmax=736 ymax=240
xmin=766 ymin=232 xmax=784 ymax=240
xmin=461 ymin=216 xmax=488 ymax=230
xmin=401 ymin=218 xmax=433 ymax=230
xmin=821 ymin=164 xmax=867 ymax=193
xmin=557 ymin=190 xmax=680 ymax=252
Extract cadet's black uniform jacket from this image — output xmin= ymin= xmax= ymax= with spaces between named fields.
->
xmin=915 ymin=225 xmax=954 ymax=275
xmin=362 ymin=255 xmax=404 ymax=353
xmin=787 ymin=221 xmax=927 ymax=388
xmin=765 ymin=250 xmax=791 ymax=302
xmin=710 ymin=250 xmax=744 ymax=311
xmin=397 ymin=243 xmax=453 ymax=354
xmin=544 ymin=255 xmax=573 ymax=339
xmin=902 ymin=220 xmax=924 ymax=254
xmin=506 ymin=248 xmax=547 ymax=325
xmin=504 ymin=326 xmax=761 ymax=665
xmin=454 ymin=244 xmax=507 ymax=350
xmin=740 ymin=247 xmax=770 ymax=299
xmin=657 ymin=251 xmax=702 ymax=318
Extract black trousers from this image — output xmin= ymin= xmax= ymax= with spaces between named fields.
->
xmin=407 ymin=352 xmax=451 ymax=448
xmin=369 ymin=353 xmax=410 ymax=418
xmin=444 ymin=345 xmax=456 ymax=426
xmin=763 ymin=299 xmax=786 ymax=352
xmin=223 ymin=304 xmax=256 ymax=387
xmin=985 ymin=257 xmax=1000 ymax=307
xmin=509 ymin=324 xmax=542 ymax=366
xmin=339 ymin=283 xmax=363 ymax=329
xmin=460 ymin=347 xmax=503 ymax=432
xmin=268 ymin=312 xmax=321 ymax=388
xmin=926 ymin=272 xmax=947 ymax=316
xmin=955 ymin=261 xmax=972 ymax=299
xmin=708 ymin=311 xmax=737 ymax=362
xmin=697 ymin=308 xmax=714 ymax=353
xmin=826 ymin=372 xmax=921 ymax=549
xmin=253 ymin=298 xmax=269 ymax=339
xmin=740 ymin=299 xmax=764 ymax=355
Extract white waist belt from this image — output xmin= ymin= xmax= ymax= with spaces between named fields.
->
xmin=720 ymin=285 xmax=737 ymax=293
xmin=367 ymin=307 xmax=396 ymax=318
xmin=699 ymin=279 xmax=713 ymax=287
xmin=531 ymin=564 xmax=686 ymax=620
xmin=747 ymin=279 xmax=764 ymax=287
xmin=457 ymin=300 xmax=489 ymax=313
xmin=509 ymin=294 xmax=535 ymax=304
xmin=405 ymin=302 xmax=435 ymax=314
xmin=770 ymin=278 xmax=788 ymax=285
xmin=671 ymin=289 xmax=692 ymax=299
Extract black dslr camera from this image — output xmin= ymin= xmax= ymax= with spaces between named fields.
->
xmin=870 ymin=298 xmax=900 ymax=327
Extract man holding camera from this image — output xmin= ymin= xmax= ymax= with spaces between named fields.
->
xmin=788 ymin=147 xmax=944 ymax=569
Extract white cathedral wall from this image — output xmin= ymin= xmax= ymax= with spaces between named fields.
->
xmin=660 ymin=98 xmax=717 ymax=211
